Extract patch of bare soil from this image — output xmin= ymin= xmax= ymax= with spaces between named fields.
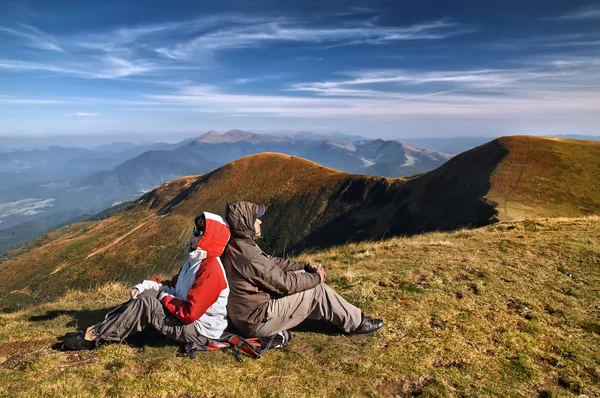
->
xmin=377 ymin=376 xmax=436 ymax=397
xmin=0 ymin=338 xmax=54 ymax=370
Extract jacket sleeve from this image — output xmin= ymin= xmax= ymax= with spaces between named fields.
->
xmin=267 ymin=255 xmax=309 ymax=272
xmin=133 ymin=273 xmax=179 ymax=294
xmin=249 ymin=252 xmax=321 ymax=296
xmin=159 ymin=261 xmax=227 ymax=325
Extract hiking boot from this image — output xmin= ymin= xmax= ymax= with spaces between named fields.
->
xmin=350 ymin=315 xmax=383 ymax=335
xmin=64 ymin=331 xmax=84 ymax=339
xmin=62 ymin=334 xmax=96 ymax=351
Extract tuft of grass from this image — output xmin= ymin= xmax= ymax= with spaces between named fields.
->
xmin=0 ymin=217 xmax=599 ymax=397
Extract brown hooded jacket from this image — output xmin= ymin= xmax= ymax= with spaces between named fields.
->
xmin=223 ymin=201 xmax=321 ymax=335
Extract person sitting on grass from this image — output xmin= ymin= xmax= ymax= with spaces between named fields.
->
xmin=223 ymin=201 xmax=383 ymax=338
xmin=62 ymin=212 xmax=231 ymax=350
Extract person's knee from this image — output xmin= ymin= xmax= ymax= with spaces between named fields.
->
xmin=137 ymin=294 xmax=159 ymax=307
xmin=139 ymin=289 xmax=159 ymax=298
xmin=316 ymin=283 xmax=334 ymax=295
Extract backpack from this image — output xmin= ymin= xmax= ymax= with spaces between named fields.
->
xmin=177 ymin=330 xmax=293 ymax=362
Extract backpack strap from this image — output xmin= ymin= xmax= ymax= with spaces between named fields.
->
xmin=179 ymin=332 xmax=293 ymax=362
xmin=218 ymin=333 xmax=263 ymax=362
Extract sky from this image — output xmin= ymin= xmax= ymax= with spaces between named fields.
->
xmin=1 ymin=0 xmax=599 ymax=140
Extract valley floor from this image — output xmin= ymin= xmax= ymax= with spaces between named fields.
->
xmin=0 ymin=217 xmax=598 ymax=397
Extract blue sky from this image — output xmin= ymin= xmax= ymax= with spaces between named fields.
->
xmin=1 ymin=0 xmax=599 ymax=140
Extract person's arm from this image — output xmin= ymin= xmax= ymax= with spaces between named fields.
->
xmin=267 ymin=254 xmax=309 ymax=272
xmin=132 ymin=274 xmax=179 ymax=294
xmin=132 ymin=262 xmax=184 ymax=296
xmin=249 ymin=252 xmax=321 ymax=296
xmin=159 ymin=260 xmax=227 ymax=325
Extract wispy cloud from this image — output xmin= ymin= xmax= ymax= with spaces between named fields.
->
xmin=233 ymin=74 xmax=288 ymax=85
xmin=0 ymin=56 xmax=156 ymax=79
xmin=135 ymin=58 xmax=600 ymax=120
xmin=73 ymin=112 xmax=100 ymax=117
xmin=74 ymin=15 xmax=265 ymax=52
xmin=478 ymin=33 xmax=600 ymax=52
xmin=0 ymin=15 xmax=468 ymax=81
xmin=0 ymin=94 xmax=66 ymax=104
xmin=289 ymin=68 xmax=571 ymax=96
xmin=557 ymin=6 xmax=600 ymax=20
xmin=0 ymin=23 xmax=63 ymax=51
xmin=154 ymin=18 xmax=466 ymax=60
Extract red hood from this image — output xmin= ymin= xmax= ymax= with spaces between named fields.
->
xmin=198 ymin=212 xmax=230 ymax=257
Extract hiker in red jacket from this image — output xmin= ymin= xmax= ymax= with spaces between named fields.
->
xmin=223 ymin=201 xmax=383 ymax=338
xmin=62 ymin=212 xmax=230 ymax=350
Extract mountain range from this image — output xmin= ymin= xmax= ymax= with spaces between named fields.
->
xmin=0 ymin=130 xmax=451 ymax=254
xmin=1 ymin=135 xmax=599 ymax=310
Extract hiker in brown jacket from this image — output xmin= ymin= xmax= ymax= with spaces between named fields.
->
xmin=223 ymin=201 xmax=383 ymax=338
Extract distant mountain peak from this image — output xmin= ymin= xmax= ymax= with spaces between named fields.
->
xmin=322 ymin=140 xmax=357 ymax=152
xmin=192 ymin=129 xmax=288 ymax=145
xmin=192 ymin=129 xmax=251 ymax=144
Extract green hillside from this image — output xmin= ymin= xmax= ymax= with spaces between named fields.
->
xmin=1 ymin=136 xmax=600 ymax=310
xmin=0 ymin=217 xmax=598 ymax=397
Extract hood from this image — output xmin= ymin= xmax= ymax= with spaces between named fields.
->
xmin=225 ymin=201 xmax=260 ymax=241
xmin=197 ymin=212 xmax=231 ymax=257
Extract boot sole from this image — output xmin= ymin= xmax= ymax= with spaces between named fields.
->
xmin=349 ymin=323 xmax=384 ymax=336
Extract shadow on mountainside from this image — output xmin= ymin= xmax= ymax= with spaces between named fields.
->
xmin=286 ymin=139 xmax=510 ymax=253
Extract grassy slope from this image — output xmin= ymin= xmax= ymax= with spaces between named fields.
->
xmin=0 ymin=155 xmax=383 ymax=308
xmin=0 ymin=217 xmax=598 ymax=397
xmin=2 ymin=137 xmax=600 ymax=310
xmin=487 ymin=136 xmax=600 ymax=220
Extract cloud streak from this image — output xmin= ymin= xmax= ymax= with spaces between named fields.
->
xmin=0 ymin=94 xmax=66 ymax=104
xmin=0 ymin=56 xmax=156 ymax=79
xmin=0 ymin=23 xmax=63 ymax=52
xmin=557 ymin=6 xmax=600 ymax=20
xmin=154 ymin=19 xmax=465 ymax=60
xmin=289 ymin=68 xmax=576 ymax=96
xmin=0 ymin=15 xmax=469 ymax=82
xmin=133 ymin=58 xmax=600 ymax=120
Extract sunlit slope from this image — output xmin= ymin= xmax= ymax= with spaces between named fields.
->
xmin=0 ymin=154 xmax=397 ymax=308
xmin=0 ymin=217 xmax=598 ymax=397
xmin=1 ymin=137 xmax=599 ymax=309
xmin=486 ymin=136 xmax=600 ymax=220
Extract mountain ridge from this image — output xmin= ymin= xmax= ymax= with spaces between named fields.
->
xmin=1 ymin=135 xmax=599 ymax=309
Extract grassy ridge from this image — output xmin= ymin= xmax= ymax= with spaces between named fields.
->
xmin=488 ymin=136 xmax=600 ymax=220
xmin=2 ymin=136 xmax=600 ymax=310
xmin=0 ymin=217 xmax=598 ymax=397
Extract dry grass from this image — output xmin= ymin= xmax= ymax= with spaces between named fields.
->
xmin=1 ymin=217 xmax=598 ymax=397
xmin=3 ymin=137 xmax=600 ymax=309
xmin=488 ymin=136 xmax=600 ymax=221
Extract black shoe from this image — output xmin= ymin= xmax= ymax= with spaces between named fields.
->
xmin=64 ymin=331 xmax=84 ymax=339
xmin=350 ymin=315 xmax=384 ymax=335
xmin=62 ymin=334 xmax=96 ymax=351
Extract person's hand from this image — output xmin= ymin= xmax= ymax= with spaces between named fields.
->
xmin=306 ymin=263 xmax=318 ymax=273
xmin=307 ymin=262 xmax=324 ymax=272
xmin=130 ymin=288 xmax=140 ymax=299
xmin=316 ymin=266 xmax=326 ymax=283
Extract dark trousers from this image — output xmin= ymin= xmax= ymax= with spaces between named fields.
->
xmin=93 ymin=289 xmax=208 ymax=346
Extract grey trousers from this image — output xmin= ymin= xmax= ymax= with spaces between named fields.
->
xmin=93 ymin=289 xmax=208 ymax=346
xmin=249 ymin=283 xmax=363 ymax=337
